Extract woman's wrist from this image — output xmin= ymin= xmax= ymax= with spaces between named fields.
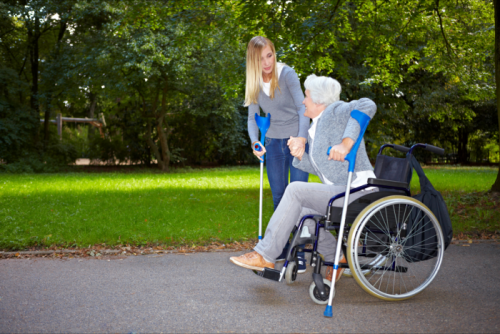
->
xmin=296 ymin=137 xmax=307 ymax=145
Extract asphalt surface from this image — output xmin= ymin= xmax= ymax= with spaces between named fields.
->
xmin=1 ymin=243 xmax=499 ymax=333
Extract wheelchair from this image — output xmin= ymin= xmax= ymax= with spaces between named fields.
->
xmin=255 ymin=111 xmax=446 ymax=311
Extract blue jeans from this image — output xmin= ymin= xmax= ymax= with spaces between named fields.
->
xmin=264 ymin=137 xmax=309 ymax=210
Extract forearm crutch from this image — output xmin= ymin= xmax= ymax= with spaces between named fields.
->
xmin=254 ymin=113 xmax=271 ymax=240
xmin=324 ymin=110 xmax=371 ymax=318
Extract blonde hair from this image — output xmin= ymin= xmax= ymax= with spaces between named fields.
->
xmin=244 ymin=36 xmax=281 ymax=106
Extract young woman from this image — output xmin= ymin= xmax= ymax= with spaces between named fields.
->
xmin=245 ymin=36 xmax=309 ymax=269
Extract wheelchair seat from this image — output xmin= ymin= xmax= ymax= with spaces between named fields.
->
xmin=327 ymin=190 xmax=406 ymax=229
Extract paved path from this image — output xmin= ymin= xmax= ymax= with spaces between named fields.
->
xmin=1 ymin=243 xmax=499 ymax=333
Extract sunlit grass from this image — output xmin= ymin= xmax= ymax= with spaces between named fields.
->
xmin=409 ymin=166 xmax=498 ymax=193
xmin=0 ymin=167 xmax=276 ymax=250
xmin=0 ymin=166 xmax=498 ymax=250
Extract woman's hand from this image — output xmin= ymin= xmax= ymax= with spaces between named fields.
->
xmin=287 ymin=136 xmax=306 ymax=161
xmin=328 ymin=138 xmax=354 ymax=162
xmin=252 ymin=141 xmax=266 ymax=162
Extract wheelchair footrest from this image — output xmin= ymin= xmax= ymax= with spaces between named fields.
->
xmin=253 ymin=268 xmax=281 ymax=281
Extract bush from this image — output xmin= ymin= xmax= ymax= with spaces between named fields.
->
xmin=0 ymin=67 xmax=39 ymax=164
xmin=0 ymin=123 xmax=79 ymax=173
xmin=0 ymin=148 xmax=76 ymax=173
xmin=87 ymin=135 xmax=127 ymax=164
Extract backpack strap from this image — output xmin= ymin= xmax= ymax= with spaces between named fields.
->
xmin=410 ymin=156 xmax=435 ymax=192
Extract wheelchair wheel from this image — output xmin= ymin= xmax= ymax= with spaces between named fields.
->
xmin=285 ymin=261 xmax=298 ymax=284
xmin=347 ymin=196 xmax=444 ymax=301
xmin=309 ymin=278 xmax=332 ymax=305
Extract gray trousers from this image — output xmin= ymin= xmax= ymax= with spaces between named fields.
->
xmin=254 ymin=181 xmax=377 ymax=263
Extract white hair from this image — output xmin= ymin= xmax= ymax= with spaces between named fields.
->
xmin=304 ymin=74 xmax=341 ymax=106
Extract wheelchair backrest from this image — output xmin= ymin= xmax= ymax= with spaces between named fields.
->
xmin=373 ymin=154 xmax=412 ymax=184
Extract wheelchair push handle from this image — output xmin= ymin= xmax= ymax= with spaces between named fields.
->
xmin=424 ymin=144 xmax=445 ymax=156
xmin=378 ymin=144 xmax=410 ymax=155
xmin=409 ymin=143 xmax=445 ymax=156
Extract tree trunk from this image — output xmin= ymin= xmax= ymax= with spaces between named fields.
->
xmin=43 ymin=96 xmax=51 ymax=148
xmin=141 ymin=82 xmax=170 ymax=172
xmin=156 ymin=115 xmax=170 ymax=172
xmin=457 ymin=128 xmax=469 ymax=164
xmin=88 ymin=92 xmax=97 ymax=140
xmin=145 ymin=119 xmax=163 ymax=168
xmin=140 ymin=90 xmax=164 ymax=170
xmin=28 ymin=17 xmax=40 ymax=144
xmin=41 ymin=20 xmax=67 ymax=149
xmin=43 ymin=19 xmax=68 ymax=148
xmin=144 ymin=139 xmax=151 ymax=167
xmin=491 ymin=0 xmax=500 ymax=193
xmin=156 ymin=82 xmax=170 ymax=172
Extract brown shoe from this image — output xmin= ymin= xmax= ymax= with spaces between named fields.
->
xmin=230 ymin=251 xmax=275 ymax=271
xmin=325 ymin=255 xmax=347 ymax=283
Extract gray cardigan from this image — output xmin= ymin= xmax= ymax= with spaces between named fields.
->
xmin=247 ymin=66 xmax=309 ymax=143
xmin=293 ymin=98 xmax=376 ymax=185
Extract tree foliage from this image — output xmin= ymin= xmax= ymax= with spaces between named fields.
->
xmin=0 ymin=0 xmax=496 ymax=185
xmin=238 ymin=0 xmax=498 ymax=189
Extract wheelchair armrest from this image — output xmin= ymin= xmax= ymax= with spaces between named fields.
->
xmin=367 ymin=178 xmax=408 ymax=189
xmin=311 ymin=215 xmax=326 ymax=221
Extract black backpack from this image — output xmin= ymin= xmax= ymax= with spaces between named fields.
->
xmin=404 ymin=156 xmax=453 ymax=262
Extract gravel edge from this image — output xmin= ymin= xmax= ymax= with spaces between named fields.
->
xmin=0 ymin=238 xmax=498 ymax=257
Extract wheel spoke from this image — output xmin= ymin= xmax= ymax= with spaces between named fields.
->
xmin=402 ymin=209 xmax=431 ymax=241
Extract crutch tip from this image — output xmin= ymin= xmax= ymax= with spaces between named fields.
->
xmin=323 ymin=305 xmax=333 ymax=318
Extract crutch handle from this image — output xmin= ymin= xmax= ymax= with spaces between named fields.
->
xmin=326 ymin=110 xmax=371 ymax=171
xmin=345 ymin=110 xmax=371 ymax=172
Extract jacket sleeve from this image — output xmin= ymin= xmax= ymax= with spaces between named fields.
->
xmin=292 ymin=153 xmax=317 ymax=175
xmin=342 ymin=98 xmax=377 ymax=142
xmin=248 ymin=103 xmax=260 ymax=144
xmin=284 ymin=67 xmax=309 ymax=139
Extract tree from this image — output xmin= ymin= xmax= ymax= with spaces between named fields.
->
xmin=92 ymin=0 xmax=246 ymax=171
xmin=491 ymin=0 xmax=500 ymax=192
xmin=1 ymin=0 xmax=250 ymax=169
xmin=237 ymin=0 xmax=498 ymax=169
xmin=0 ymin=0 xmax=111 ymax=167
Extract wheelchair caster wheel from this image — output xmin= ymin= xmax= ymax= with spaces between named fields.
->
xmin=285 ymin=261 xmax=298 ymax=284
xmin=309 ymin=278 xmax=333 ymax=305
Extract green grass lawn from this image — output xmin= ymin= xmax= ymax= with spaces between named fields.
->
xmin=408 ymin=167 xmax=500 ymax=237
xmin=0 ymin=166 xmax=498 ymax=250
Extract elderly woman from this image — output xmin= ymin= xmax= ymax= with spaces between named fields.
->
xmin=231 ymin=74 xmax=378 ymax=283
